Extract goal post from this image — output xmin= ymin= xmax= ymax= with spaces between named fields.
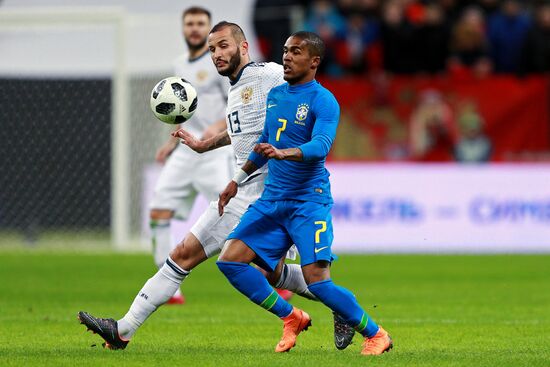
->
xmin=0 ymin=7 xmax=132 ymax=250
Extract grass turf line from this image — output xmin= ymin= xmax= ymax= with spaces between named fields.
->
xmin=0 ymin=253 xmax=549 ymax=366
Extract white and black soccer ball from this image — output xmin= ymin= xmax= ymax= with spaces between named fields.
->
xmin=150 ymin=77 xmax=198 ymax=124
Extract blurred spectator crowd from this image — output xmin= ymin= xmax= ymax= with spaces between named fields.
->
xmin=254 ymin=0 xmax=550 ymax=76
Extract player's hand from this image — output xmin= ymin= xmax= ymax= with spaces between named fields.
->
xmin=218 ymin=181 xmax=238 ymax=216
xmin=172 ymin=128 xmax=206 ymax=153
xmin=254 ymin=143 xmax=285 ymax=160
xmin=155 ymin=140 xmax=178 ymax=164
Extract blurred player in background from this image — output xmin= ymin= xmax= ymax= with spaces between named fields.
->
xmin=78 ymin=21 xmax=355 ymax=351
xmin=149 ymin=7 xmax=233 ymax=305
xmin=216 ymin=31 xmax=393 ymax=355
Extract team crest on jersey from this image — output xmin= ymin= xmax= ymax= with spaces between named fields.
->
xmin=241 ymin=86 xmax=253 ymax=104
xmin=196 ymin=70 xmax=208 ymax=82
xmin=296 ymin=103 xmax=309 ymax=122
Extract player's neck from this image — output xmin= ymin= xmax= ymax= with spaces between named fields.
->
xmin=229 ymin=57 xmax=251 ymax=82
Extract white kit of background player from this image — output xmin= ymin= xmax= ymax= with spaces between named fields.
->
xmin=149 ymin=19 xmax=233 ymax=305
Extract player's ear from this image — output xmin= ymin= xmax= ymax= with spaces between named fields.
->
xmin=310 ymin=55 xmax=321 ymax=69
xmin=240 ymin=40 xmax=249 ymax=56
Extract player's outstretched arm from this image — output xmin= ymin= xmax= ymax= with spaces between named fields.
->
xmin=218 ymin=160 xmax=258 ymax=216
xmin=172 ymin=129 xmax=231 ymax=153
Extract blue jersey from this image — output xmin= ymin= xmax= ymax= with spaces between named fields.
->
xmin=248 ymin=80 xmax=340 ymax=204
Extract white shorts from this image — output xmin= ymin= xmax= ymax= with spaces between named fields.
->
xmin=149 ymin=144 xmax=234 ymax=220
xmin=190 ymin=173 xmax=265 ymax=258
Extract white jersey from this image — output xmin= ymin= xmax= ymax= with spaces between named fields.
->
xmin=173 ymin=50 xmax=229 ymax=137
xmin=226 ymin=62 xmax=285 ymax=170
xmin=150 ymin=51 xmax=234 ymax=218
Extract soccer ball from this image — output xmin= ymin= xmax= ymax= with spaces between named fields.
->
xmin=150 ymin=77 xmax=198 ymax=124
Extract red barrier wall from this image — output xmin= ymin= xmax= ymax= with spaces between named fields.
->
xmin=320 ymin=75 xmax=550 ymax=162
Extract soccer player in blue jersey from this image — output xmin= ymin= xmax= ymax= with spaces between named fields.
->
xmin=216 ymin=31 xmax=393 ymax=355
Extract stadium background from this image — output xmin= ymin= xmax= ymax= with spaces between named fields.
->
xmin=1 ymin=0 xmax=549 ymax=253
xmin=1 ymin=2 xmax=550 ymax=366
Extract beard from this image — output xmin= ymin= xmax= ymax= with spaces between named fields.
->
xmin=185 ymin=37 xmax=207 ymax=53
xmin=217 ymin=50 xmax=242 ymax=77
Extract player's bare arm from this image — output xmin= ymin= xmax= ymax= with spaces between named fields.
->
xmin=218 ymin=159 xmax=258 ymax=215
xmin=172 ymin=128 xmax=231 ymax=153
xmin=254 ymin=143 xmax=303 ymax=161
xmin=156 ymin=125 xmax=182 ymax=163
xmin=201 ymin=118 xmax=227 ymax=140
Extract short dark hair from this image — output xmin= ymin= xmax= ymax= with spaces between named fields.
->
xmin=209 ymin=21 xmax=247 ymax=43
xmin=182 ymin=6 xmax=211 ymax=21
xmin=289 ymin=31 xmax=325 ymax=62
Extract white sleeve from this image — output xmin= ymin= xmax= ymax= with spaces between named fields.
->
xmin=260 ymin=62 xmax=285 ymax=95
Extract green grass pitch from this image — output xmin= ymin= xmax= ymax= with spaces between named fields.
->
xmin=0 ymin=252 xmax=549 ymax=366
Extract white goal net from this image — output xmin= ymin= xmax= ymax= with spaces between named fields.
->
xmin=0 ymin=7 xmax=179 ymax=251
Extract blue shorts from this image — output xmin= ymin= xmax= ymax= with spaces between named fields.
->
xmin=227 ymin=198 xmax=335 ymax=272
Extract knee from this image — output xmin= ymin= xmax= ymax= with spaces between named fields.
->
xmin=150 ymin=209 xmax=174 ymax=220
xmin=303 ymin=273 xmax=326 ymax=285
xmin=302 ymin=261 xmax=331 ymax=285
xmin=218 ymin=239 xmax=255 ymax=263
xmin=169 ymin=237 xmax=205 ymax=270
xmin=263 ymin=259 xmax=284 ymax=286
xmin=169 ymin=242 xmax=186 ymax=263
xmin=264 ymin=269 xmax=279 ymax=286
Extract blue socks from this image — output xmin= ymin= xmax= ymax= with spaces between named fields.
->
xmin=308 ymin=279 xmax=379 ymax=338
xmin=217 ymin=261 xmax=380 ymax=337
xmin=217 ymin=261 xmax=293 ymax=318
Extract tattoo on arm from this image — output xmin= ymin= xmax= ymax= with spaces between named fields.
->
xmin=203 ymin=131 xmax=231 ymax=152
xmin=212 ymin=132 xmax=231 ymax=149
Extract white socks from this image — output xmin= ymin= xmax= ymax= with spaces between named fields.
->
xmin=117 ymin=258 xmax=189 ymax=339
xmin=151 ymin=219 xmax=173 ymax=268
xmin=275 ymin=263 xmax=318 ymax=300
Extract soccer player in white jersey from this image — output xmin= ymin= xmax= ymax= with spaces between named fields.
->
xmin=149 ymin=7 xmax=233 ymax=305
xmin=78 ymin=21 xmax=357 ymax=351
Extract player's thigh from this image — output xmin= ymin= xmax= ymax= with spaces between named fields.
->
xmin=288 ymin=201 xmax=335 ymax=267
xmin=228 ymin=200 xmax=292 ymax=272
xmin=194 ymin=149 xmax=235 ymax=201
xmin=190 ymin=201 xmax=241 ymax=258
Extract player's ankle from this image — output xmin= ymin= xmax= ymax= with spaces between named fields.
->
xmin=117 ymin=319 xmax=136 ymax=339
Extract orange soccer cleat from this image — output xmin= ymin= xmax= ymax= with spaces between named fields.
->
xmin=275 ymin=307 xmax=312 ymax=353
xmin=361 ymin=326 xmax=393 ymax=355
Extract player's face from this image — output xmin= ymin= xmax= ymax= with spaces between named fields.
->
xmin=282 ymin=36 xmax=319 ymax=85
xmin=208 ymin=27 xmax=244 ymax=78
xmin=183 ymin=13 xmax=210 ymax=51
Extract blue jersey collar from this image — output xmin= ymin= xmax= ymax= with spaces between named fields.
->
xmin=287 ymin=79 xmax=317 ymax=92
xmin=230 ymin=62 xmax=254 ymax=85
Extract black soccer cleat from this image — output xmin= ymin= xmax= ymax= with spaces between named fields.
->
xmin=78 ymin=311 xmax=129 ymax=350
xmin=333 ymin=311 xmax=355 ymax=350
